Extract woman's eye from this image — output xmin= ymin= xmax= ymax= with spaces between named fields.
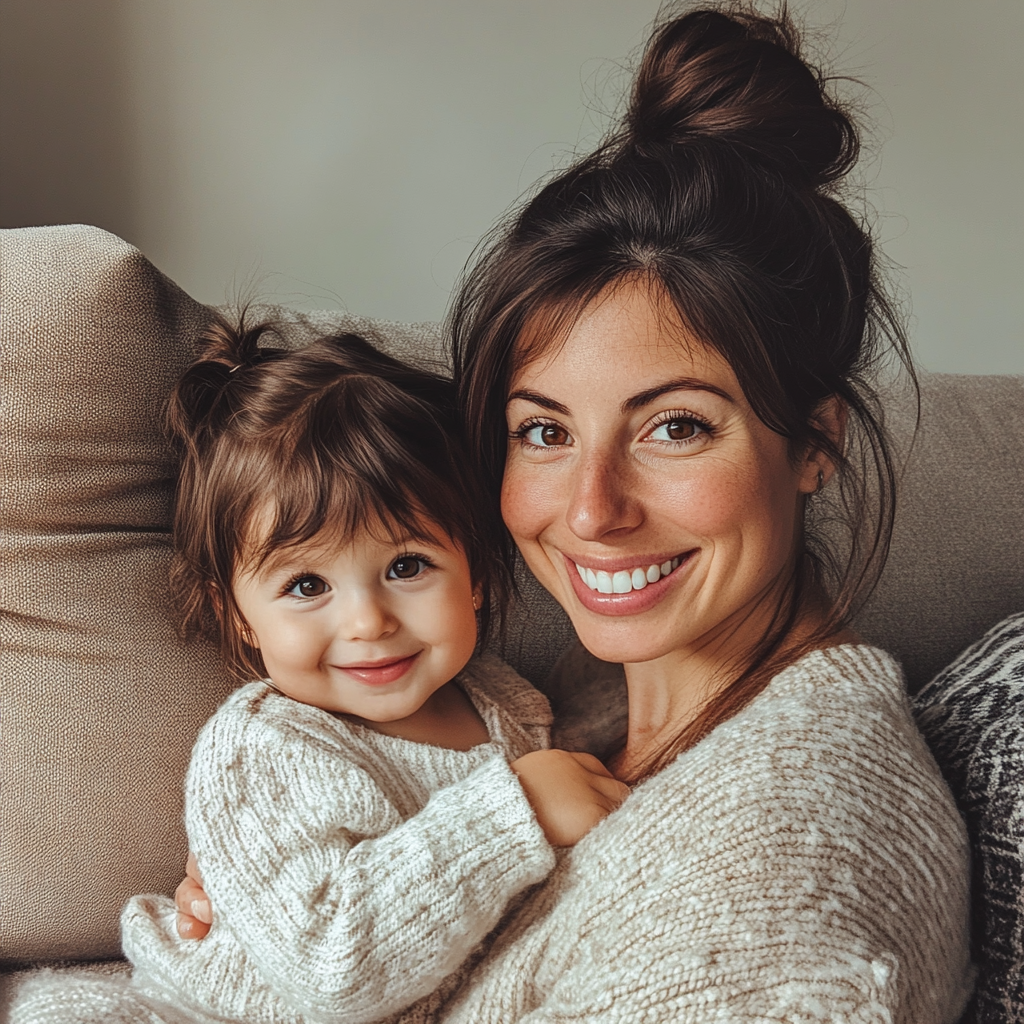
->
xmin=389 ymin=557 xmax=426 ymax=580
xmin=522 ymin=423 xmax=571 ymax=447
xmin=648 ymin=417 xmax=706 ymax=442
xmin=287 ymin=576 xmax=328 ymax=598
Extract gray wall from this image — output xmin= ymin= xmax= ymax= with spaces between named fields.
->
xmin=2 ymin=0 xmax=1021 ymax=374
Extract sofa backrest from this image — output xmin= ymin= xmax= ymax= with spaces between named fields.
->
xmin=1 ymin=224 xmax=1022 ymax=963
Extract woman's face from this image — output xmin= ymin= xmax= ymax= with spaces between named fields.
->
xmin=502 ymin=279 xmax=822 ymax=668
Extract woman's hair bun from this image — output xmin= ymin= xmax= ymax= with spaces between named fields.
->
xmin=625 ymin=7 xmax=857 ymax=188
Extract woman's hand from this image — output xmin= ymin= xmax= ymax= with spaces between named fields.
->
xmin=510 ymin=749 xmax=630 ymax=847
xmin=174 ymin=851 xmax=212 ymax=939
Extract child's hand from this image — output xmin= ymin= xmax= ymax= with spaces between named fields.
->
xmin=509 ymin=749 xmax=631 ymax=847
xmin=174 ymin=851 xmax=212 ymax=939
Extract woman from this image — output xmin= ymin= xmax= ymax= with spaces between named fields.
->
xmin=178 ymin=7 xmax=972 ymax=1020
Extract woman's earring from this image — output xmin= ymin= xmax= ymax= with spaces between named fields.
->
xmin=815 ymin=468 xmax=825 ymax=493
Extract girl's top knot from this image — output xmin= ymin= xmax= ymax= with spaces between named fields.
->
xmin=624 ymin=8 xmax=857 ymax=190
xmin=166 ymin=312 xmax=284 ymax=452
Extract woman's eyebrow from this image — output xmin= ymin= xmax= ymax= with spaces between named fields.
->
xmin=621 ymin=378 xmax=735 ymax=412
xmin=506 ymin=389 xmax=570 ymax=414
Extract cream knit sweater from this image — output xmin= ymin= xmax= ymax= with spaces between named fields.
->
xmin=12 ymin=645 xmax=973 ymax=1024
xmin=10 ymin=655 xmax=554 ymax=1024
xmin=404 ymin=645 xmax=974 ymax=1024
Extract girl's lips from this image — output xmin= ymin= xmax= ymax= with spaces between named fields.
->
xmin=562 ymin=551 xmax=694 ymax=617
xmin=336 ymin=653 xmax=420 ymax=686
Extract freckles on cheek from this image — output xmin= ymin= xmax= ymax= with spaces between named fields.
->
xmin=652 ymin=473 xmax=747 ymax=538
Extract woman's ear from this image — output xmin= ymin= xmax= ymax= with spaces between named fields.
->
xmin=797 ymin=395 xmax=847 ymax=494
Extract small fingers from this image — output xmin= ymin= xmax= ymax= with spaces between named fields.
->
xmin=593 ymin=775 xmax=632 ymax=808
xmin=185 ymin=850 xmax=204 ymax=885
xmin=174 ymin=876 xmax=212 ymax=925
xmin=175 ymin=912 xmax=211 ymax=940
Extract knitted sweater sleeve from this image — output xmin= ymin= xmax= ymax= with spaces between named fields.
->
xmin=186 ymin=685 xmax=555 ymax=1024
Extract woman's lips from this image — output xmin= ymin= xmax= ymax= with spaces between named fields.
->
xmin=562 ymin=551 xmax=694 ymax=617
xmin=336 ymin=653 xmax=420 ymax=686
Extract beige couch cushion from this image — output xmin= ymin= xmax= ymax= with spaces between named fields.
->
xmin=0 ymin=226 xmax=229 ymax=963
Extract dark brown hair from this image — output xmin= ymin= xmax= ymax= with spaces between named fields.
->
xmin=451 ymin=4 xmax=915 ymax=777
xmin=167 ymin=314 xmax=509 ymax=682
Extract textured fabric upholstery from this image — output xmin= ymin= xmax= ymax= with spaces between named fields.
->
xmin=914 ymin=613 xmax=1024 ymax=1024
xmin=0 ymin=226 xmax=227 ymax=963
xmin=856 ymin=373 xmax=1024 ymax=691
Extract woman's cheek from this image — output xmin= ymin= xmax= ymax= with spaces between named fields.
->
xmin=500 ymin=457 xmax=553 ymax=549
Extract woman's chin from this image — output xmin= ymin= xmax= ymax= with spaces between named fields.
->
xmin=569 ymin=620 xmax=681 ymax=668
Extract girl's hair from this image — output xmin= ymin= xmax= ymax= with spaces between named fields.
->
xmin=167 ymin=314 xmax=510 ymax=682
xmin=451 ymin=4 xmax=914 ymax=777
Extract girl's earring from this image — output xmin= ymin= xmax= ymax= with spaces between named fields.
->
xmin=815 ymin=468 xmax=825 ymax=493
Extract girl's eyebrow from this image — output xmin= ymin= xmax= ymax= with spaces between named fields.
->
xmin=507 ymin=378 xmax=735 ymax=415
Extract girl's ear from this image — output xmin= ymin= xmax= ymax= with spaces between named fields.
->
xmin=797 ymin=395 xmax=847 ymax=495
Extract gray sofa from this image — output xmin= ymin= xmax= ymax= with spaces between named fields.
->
xmin=2 ymin=225 xmax=1023 ymax=1005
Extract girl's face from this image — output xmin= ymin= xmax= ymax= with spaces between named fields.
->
xmin=231 ymin=524 xmax=479 ymax=723
xmin=501 ymin=279 xmax=823 ymax=670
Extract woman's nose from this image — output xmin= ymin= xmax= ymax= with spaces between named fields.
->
xmin=564 ymin=449 xmax=642 ymax=541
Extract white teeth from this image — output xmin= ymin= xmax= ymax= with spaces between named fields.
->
xmin=574 ymin=557 xmax=683 ymax=594
xmin=612 ymin=571 xmax=632 ymax=593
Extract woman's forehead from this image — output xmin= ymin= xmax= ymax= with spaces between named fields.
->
xmin=511 ymin=279 xmax=738 ymax=399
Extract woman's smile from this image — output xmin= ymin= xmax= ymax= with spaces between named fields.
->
xmin=563 ymin=551 xmax=693 ymax=616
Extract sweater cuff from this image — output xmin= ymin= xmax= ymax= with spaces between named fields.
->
xmin=423 ymin=754 xmax=556 ymax=894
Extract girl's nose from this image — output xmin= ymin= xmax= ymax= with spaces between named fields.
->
xmin=337 ymin=590 xmax=398 ymax=642
xmin=565 ymin=449 xmax=643 ymax=542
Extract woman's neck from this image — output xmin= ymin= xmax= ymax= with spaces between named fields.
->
xmin=610 ymin=585 xmax=856 ymax=780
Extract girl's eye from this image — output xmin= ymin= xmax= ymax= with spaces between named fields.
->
xmin=521 ymin=422 xmax=571 ymax=447
xmin=388 ymin=557 xmax=427 ymax=580
xmin=287 ymin=576 xmax=329 ymax=598
xmin=647 ymin=417 xmax=708 ymax=443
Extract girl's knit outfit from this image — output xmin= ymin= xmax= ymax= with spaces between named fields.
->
xmin=12 ymin=645 xmax=974 ymax=1024
xmin=13 ymin=655 xmax=555 ymax=1024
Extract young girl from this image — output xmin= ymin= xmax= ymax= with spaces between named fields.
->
xmin=20 ymin=319 xmax=627 ymax=1024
